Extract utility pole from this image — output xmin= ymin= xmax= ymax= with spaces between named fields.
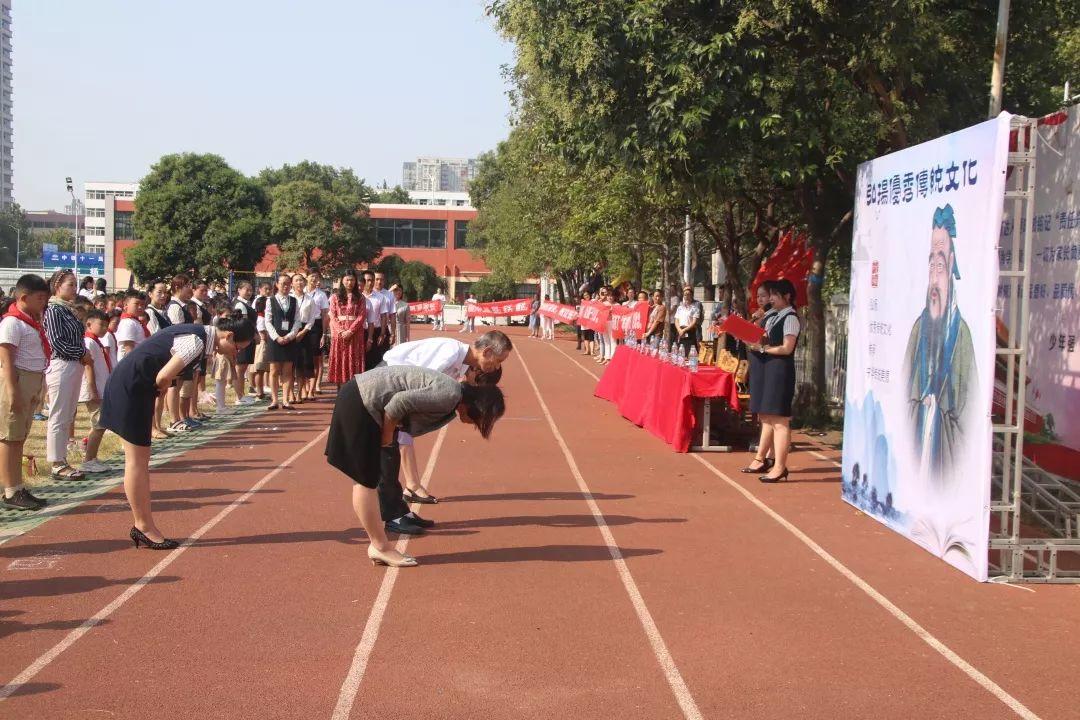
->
xmin=682 ymin=214 xmax=692 ymax=289
xmin=988 ymin=0 xmax=1010 ymax=117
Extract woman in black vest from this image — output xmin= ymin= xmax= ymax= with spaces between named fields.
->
xmin=232 ymin=281 xmax=259 ymax=401
xmin=265 ymin=273 xmax=301 ymax=409
xmin=100 ymin=314 xmax=254 ymax=549
xmin=746 ymin=279 xmax=801 ymax=483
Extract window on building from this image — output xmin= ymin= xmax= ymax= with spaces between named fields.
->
xmin=114 ymin=211 xmax=134 ymax=240
xmin=87 ymin=208 xmax=106 ymax=218
xmin=454 ymin=220 xmax=469 ymax=249
xmin=374 ymin=219 xmax=447 ymax=249
xmin=86 ymin=226 xmax=106 ymax=236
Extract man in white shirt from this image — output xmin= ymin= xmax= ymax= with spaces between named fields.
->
xmin=306 ymin=272 xmax=331 ymax=393
xmin=374 ymin=272 xmax=395 ymax=344
xmin=362 ymin=270 xmax=388 ymax=369
xmin=431 ymin=287 xmax=448 ymax=331
xmin=674 ymin=285 xmax=702 ymax=356
xmin=378 ymin=330 xmax=514 ymax=535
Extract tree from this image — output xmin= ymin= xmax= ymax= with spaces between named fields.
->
xmin=0 ymin=204 xmax=30 ymax=268
xmin=374 ymin=254 xmax=441 ymax=301
xmin=470 ymin=274 xmax=518 ymax=302
xmin=259 ymin=161 xmax=379 ymax=272
xmin=373 ymin=185 xmax=413 ymax=204
xmin=487 ymin=0 xmax=1078 ymax=415
xmin=128 ymin=153 xmax=269 ymax=282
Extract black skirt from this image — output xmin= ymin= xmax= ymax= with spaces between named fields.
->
xmin=265 ymin=337 xmax=298 ymax=364
xmin=749 ymin=353 xmax=796 ymax=417
xmin=324 ymin=380 xmax=382 ymax=489
xmin=236 ymin=336 xmax=257 ymax=365
xmin=100 ymin=364 xmax=158 ymax=447
xmin=582 ymin=329 xmax=595 ymax=341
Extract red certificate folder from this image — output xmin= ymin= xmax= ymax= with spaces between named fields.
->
xmin=720 ymin=315 xmax=766 ymax=345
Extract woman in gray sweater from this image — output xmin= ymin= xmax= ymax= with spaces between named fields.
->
xmin=325 ymin=365 xmax=504 ymax=567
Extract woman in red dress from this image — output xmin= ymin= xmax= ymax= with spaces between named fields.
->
xmin=328 ymin=269 xmax=367 ymax=383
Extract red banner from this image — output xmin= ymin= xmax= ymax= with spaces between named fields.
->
xmin=538 ymin=301 xmax=578 ymax=323
xmin=576 ymin=300 xmax=611 ymax=333
xmin=466 ymin=298 xmax=533 ymax=318
xmin=408 ymin=299 xmax=443 ymax=315
xmin=609 ymin=301 xmax=651 ymax=339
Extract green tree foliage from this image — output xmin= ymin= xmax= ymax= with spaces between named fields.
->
xmin=470 ymin=274 xmax=519 ymax=302
xmin=486 ymin=0 xmax=1079 ymax=410
xmin=0 ymin=204 xmax=31 ymax=267
xmin=128 ymin=153 xmax=269 ymax=282
xmin=260 ymin=161 xmax=378 ymax=272
xmin=373 ymin=185 xmax=413 ymax=204
xmin=373 ymin=255 xmax=440 ymax=300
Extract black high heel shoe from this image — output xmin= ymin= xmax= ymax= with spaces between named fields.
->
xmin=130 ymin=526 xmax=180 ymax=550
xmin=741 ymin=457 xmax=774 ymax=474
xmin=759 ymin=468 xmax=789 ymax=484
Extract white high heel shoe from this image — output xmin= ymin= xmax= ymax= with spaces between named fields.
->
xmin=368 ymin=545 xmax=418 ymax=568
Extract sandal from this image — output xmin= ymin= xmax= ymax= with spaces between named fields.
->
xmin=51 ymin=464 xmax=86 ymax=481
xmin=267 ymin=404 xmax=280 ymax=410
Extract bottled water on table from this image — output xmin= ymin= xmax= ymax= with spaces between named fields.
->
xmin=677 ymin=344 xmax=687 ymax=367
xmin=659 ymin=341 xmax=669 ymax=363
xmin=650 ymin=337 xmax=659 ymax=357
xmin=688 ymin=352 xmax=699 ymax=373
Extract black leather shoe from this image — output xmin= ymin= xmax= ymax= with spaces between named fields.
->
xmin=405 ymin=514 xmax=435 ymax=529
xmin=385 ymin=519 xmax=425 ymax=536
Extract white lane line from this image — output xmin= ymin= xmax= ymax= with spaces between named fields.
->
xmin=690 ymin=454 xmax=1041 ymax=720
xmin=331 ymin=426 xmax=447 ymax=720
xmin=547 ymin=340 xmax=1042 ymax=720
xmin=516 ymin=350 xmax=704 ymax=720
xmin=0 ymin=427 xmax=331 ymax=703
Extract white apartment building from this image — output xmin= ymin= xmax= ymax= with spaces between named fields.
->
xmin=1 ymin=1 xmax=13 ymax=210
xmin=85 ymin=180 xmax=138 ymax=286
xmin=408 ymin=190 xmax=472 ymax=208
xmin=402 ymin=157 xmax=478 ymax=193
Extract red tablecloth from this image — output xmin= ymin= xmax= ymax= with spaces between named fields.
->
xmin=594 ymin=345 xmax=740 ymax=452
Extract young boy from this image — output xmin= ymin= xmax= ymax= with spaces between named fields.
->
xmin=115 ymin=291 xmax=149 ymax=363
xmin=79 ymin=309 xmax=112 ymax=474
xmin=211 ymin=305 xmax=235 ymax=414
xmin=0 ymin=274 xmax=52 ymax=510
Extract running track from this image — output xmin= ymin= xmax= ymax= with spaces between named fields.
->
xmin=1 ymin=327 xmax=1077 ymax=720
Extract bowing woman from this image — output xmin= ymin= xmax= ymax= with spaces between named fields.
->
xmin=265 ymin=273 xmax=302 ymax=410
xmin=100 ymin=313 xmax=254 ymax=549
xmin=325 ymin=365 xmax=505 ymax=568
xmin=746 ymin=279 xmax=801 ymax=483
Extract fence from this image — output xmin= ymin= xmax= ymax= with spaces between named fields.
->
xmin=794 ymin=294 xmax=849 ymax=405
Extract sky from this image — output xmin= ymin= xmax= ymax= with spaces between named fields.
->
xmin=13 ymin=0 xmax=515 ymax=210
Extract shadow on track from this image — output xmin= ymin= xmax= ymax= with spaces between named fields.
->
xmin=416 ymin=544 xmax=662 ymax=565
xmin=435 ymin=514 xmax=685 ymax=530
xmin=0 ymin=574 xmax=180 ymax=600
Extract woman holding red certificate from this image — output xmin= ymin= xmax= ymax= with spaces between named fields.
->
xmin=745 ymin=280 xmax=800 ymax=483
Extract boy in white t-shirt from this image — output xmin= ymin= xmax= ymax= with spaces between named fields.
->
xmin=79 ymin=309 xmax=112 ymax=474
xmin=115 ymin=292 xmax=149 ymax=362
xmin=0 ymin=274 xmax=52 ymax=511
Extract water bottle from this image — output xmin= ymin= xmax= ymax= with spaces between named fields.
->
xmin=688 ymin=351 xmax=699 ymax=373
xmin=659 ymin=341 xmax=669 ymax=363
xmin=678 ymin=345 xmax=687 ymax=367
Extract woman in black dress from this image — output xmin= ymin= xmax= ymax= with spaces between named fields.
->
xmin=743 ymin=283 xmax=776 ymax=475
xmin=100 ymin=314 xmax=254 ymax=549
xmin=746 ymin=279 xmax=801 ymax=483
xmin=325 ymin=365 xmax=505 ymax=568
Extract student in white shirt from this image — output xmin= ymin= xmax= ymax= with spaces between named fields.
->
xmin=374 ymin=272 xmax=396 ymax=344
xmin=290 ymin=273 xmax=317 ymax=404
xmin=362 ymin=270 xmax=388 ymax=368
xmin=431 ymin=287 xmax=448 ymax=331
xmin=264 ymin=273 xmax=302 ymax=410
xmin=0 ymin=275 xmax=51 ymax=511
xmin=380 ymin=331 xmax=514 ymax=513
xmin=116 ymin=293 xmax=150 ymax=362
xmin=306 ymin=272 xmax=331 ymax=394
xmin=79 ymin=309 xmax=113 ymax=474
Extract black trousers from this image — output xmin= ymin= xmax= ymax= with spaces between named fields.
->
xmin=377 ymin=440 xmax=409 ymax=521
xmin=365 ymin=327 xmax=388 ymax=370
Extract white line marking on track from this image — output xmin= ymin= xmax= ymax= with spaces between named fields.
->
xmin=545 ymin=339 xmax=1043 ymax=720
xmin=516 ymin=350 xmax=704 ymax=720
xmin=331 ymin=426 xmax=447 ymax=720
xmin=0 ymin=427 xmax=330 ymax=703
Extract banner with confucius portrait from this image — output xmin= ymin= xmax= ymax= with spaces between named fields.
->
xmin=407 ymin=299 xmax=443 ymax=315
xmin=609 ymin=302 xmax=650 ymax=339
xmin=841 ymin=114 xmax=1010 ymax=582
xmin=538 ymin=301 xmax=579 ymax=323
xmin=576 ymin=300 xmax=611 ymax=333
xmin=466 ymin=298 xmax=533 ymax=317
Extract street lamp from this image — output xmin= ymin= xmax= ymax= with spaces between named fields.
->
xmin=65 ymin=176 xmax=80 ymax=276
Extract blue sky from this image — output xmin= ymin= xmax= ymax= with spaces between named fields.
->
xmin=13 ymin=0 xmax=514 ymax=210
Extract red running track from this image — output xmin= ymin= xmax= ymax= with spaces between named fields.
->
xmin=1 ymin=327 xmax=1078 ymax=720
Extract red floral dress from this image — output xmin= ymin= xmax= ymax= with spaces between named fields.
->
xmin=327 ymin=293 xmax=367 ymax=383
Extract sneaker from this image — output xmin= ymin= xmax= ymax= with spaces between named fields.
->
xmin=235 ymin=396 xmax=256 ymax=406
xmin=3 ymin=488 xmax=47 ymax=511
xmin=33 ymin=412 xmax=48 ymax=421
xmin=80 ymin=459 xmax=110 ymax=474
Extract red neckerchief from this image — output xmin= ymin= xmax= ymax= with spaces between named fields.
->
xmin=121 ymin=312 xmax=150 ymax=338
xmin=85 ymin=332 xmax=112 ymax=372
xmin=4 ymin=305 xmax=51 ymax=364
